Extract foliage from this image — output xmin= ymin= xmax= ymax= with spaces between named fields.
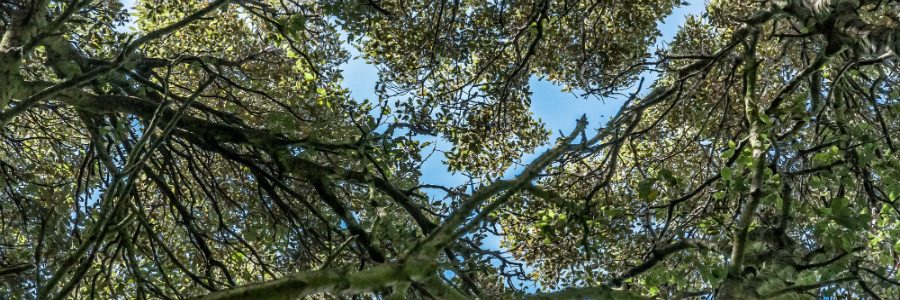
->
xmin=1 ymin=0 xmax=899 ymax=299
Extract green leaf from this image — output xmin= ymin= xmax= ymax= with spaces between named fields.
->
xmin=759 ymin=113 xmax=772 ymax=124
xmin=831 ymin=197 xmax=849 ymax=216
xmin=647 ymin=189 xmax=660 ymax=201
xmin=721 ymin=167 xmax=732 ymax=181
xmin=713 ymin=191 xmax=726 ymax=200
xmin=648 ymin=286 xmax=660 ymax=296
xmin=659 ymin=168 xmax=678 ymax=185
xmin=797 ymin=271 xmax=818 ymax=285
xmin=638 ymin=179 xmax=657 ymax=201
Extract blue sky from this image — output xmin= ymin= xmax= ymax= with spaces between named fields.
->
xmin=340 ymin=1 xmax=708 ymax=188
xmin=117 ymin=0 xmax=705 ymax=187
xmin=118 ymin=0 xmax=707 ymax=290
xmin=339 ymin=1 xmax=707 ymax=290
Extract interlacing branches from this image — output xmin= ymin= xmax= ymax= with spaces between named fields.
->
xmin=1 ymin=0 xmax=900 ymax=299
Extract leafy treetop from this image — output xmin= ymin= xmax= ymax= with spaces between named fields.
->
xmin=1 ymin=0 xmax=900 ymax=299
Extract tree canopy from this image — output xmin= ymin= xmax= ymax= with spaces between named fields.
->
xmin=1 ymin=0 xmax=900 ymax=298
